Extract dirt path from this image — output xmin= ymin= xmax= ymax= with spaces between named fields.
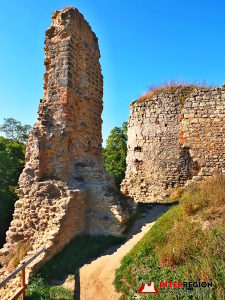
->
xmin=77 ymin=204 xmax=170 ymax=300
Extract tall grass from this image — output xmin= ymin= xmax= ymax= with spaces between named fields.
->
xmin=137 ymin=79 xmax=216 ymax=103
xmin=0 ymin=242 xmax=31 ymax=272
xmin=114 ymin=175 xmax=225 ymax=299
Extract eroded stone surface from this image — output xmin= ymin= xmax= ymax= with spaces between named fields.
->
xmin=121 ymin=86 xmax=225 ymax=202
xmin=0 ymin=7 xmax=132 ymax=298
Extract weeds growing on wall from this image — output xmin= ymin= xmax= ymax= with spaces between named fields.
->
xmin=0 ymin=242 xmax=31 ymax=273
xmin=136 ymin=79 xmax=218 ymax=103
xmin=7 ymin=242 xmax=31 ymax=272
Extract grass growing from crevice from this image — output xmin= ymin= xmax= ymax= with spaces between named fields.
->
xmin=26 ymin=235 xmax=124 ymax=299
xmin=114 ymin=175 xmax=225 ymax=299
xmin=7 ymin=242 xmax=31 ymax=272
xmin=0 ymin=241 xmax=31 ymax=272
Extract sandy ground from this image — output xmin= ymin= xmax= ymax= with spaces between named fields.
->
xmin=75 ymin=204 xmax=170 ymax=300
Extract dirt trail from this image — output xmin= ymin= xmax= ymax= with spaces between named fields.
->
xmin=77 ymin=204 xmax=170 ymax=300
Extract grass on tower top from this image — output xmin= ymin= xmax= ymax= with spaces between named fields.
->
xmin=136 ymin=79 xmax=217 ymax=103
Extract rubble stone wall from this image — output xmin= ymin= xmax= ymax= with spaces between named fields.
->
xmin=121 ymin=85 xmax=225 ymax=202
xmin=0 ymin=7 xmax=132 ymax=299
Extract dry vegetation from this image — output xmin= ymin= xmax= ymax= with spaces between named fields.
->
xmin=0 ymin=242 xmax=31 ymax=272
xmin=115 ymin=175 xmax=225 ymax=299
xmin=182 ymin=175 xmax=225 ymax=220
xmin=136 ymin=79 xmax=216 ymax=103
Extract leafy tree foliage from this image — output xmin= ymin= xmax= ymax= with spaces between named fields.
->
xmin=0 ymin=137 xmax=25 ymax=193
xmin=103 ymin=122 xmax=127 ymax=188
xmin=0 ymin=118 xmax=32 ymax=143
xmin=0 ymin=137 xmax=25 ymax=247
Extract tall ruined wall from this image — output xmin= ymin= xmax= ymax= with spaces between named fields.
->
xmin=121 ymin=84 xmax=225 ymax=202
xmin=0 ymin=7 xmax=131 ymax=298
xmin=26 ymin=7 xmax=104 ymax=184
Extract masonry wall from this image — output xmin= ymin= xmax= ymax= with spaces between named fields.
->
xmin=0 ymin=8 xmax=132 ymax=299
xmin=121 ymin=85 xmax=225 ymax=202
xmin=26 ymin=7 xmax=104 ymax=184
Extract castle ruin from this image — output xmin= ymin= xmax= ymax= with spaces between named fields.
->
xmin=0 ymin=7 xmax=132 ymax=298
xmin=121 ymin=85 xmax=225 ymax=202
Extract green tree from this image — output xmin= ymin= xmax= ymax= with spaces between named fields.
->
xmin=0 ymin=118 xmax=32 ymax=143
xmin=0 ymin=137 xmax=25 ymax=247
xmin=103 ymin=122 xmax=127 ymax=188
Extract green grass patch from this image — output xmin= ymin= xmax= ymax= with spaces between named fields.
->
xmin=26 ymin=275 xmax=73 ymax=300
xmin=26 ymin=235 xmax=124 ymax=299
xmin=114 ymin=176 xmax=225 ymax=299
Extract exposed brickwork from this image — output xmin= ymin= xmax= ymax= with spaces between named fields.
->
xmin=121 ymin=85 xmax=225 ymax=202
xmin=0 ymin=8 xmax=132 ymax=298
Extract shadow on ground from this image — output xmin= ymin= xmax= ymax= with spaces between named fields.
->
xmin=73 ymin=203 xmax=175 ymax=299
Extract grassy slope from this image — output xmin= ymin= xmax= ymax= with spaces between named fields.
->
xmin=114 ymin=176 xmax=225 ymax=300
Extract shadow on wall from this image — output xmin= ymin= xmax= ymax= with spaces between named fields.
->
xmin=179 ymin=146 xmax=201 ymax=182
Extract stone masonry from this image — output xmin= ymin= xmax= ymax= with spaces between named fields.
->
xmin=121 ymin=85 xmax=225 ymax=202
xmin=0 ymin=7 xmax=132 ymax=298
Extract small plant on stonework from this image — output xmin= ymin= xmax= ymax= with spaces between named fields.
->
xmin=5 ymin=242 xmax=31 ymax=272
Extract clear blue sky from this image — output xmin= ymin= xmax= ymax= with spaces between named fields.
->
xmin=0 ymin=0 xmax=224 ymax=146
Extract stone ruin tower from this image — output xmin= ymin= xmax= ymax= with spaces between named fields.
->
xmin=0 ymin=7 xmax=131 ymax=287
xmin=121 ymin=85 xmax=225 ymax=203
